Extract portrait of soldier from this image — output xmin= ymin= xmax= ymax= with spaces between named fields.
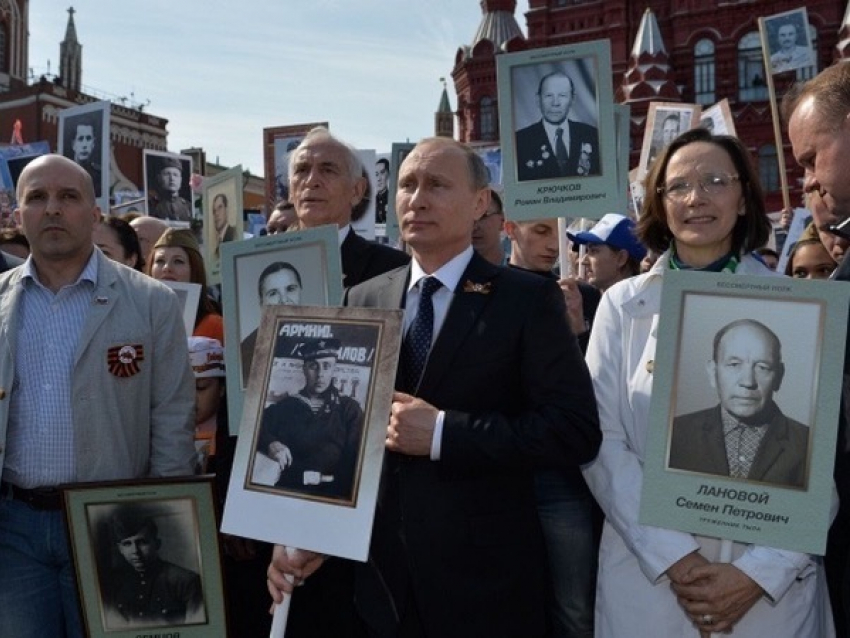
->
xmin=668 ymin=318 xmax=810 ymax=488
xmin=255 ymin=337 xmax=364 ymax=501
xmin=375 ymin=158 xmax=390 ymax=224
xmin=149 ymin=156 xmax=192 ymax=222
xmin=101 ymin=507 xmax=204 ymax=628
xmin=514 ymin=70 xmax=600 ymax=181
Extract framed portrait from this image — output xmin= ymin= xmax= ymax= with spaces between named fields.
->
xmin=262 ymin=122 xmax=327 ymax=211
xmin=220 ymin=224 xmax=344 ymax=433
xmin=638 ymin=102 xmax=701 ymax=178
xmin=58 ymin=100 xmax=110 ymax=211
xmin=640 ymin=271 xmax=849 ymax=554
xmin=159 ymin=280 xmax=201 ymax=337
xmin=0 ymin=141 xmax=50 ymax=198
xmin=762 ymin=7 xmax=815 ymax=75
xmin=374 ymin=153 xmax=392 ymax=237
xmin=221 ymin=305 xmax=403 ymax=561
xmin=698 ymin=98 xmax=736 ymax=137
xmin=386 ymin=142 xmax=414 ymax=244
xmin=350 ymin=149 xmax=377 ymax=241
xmin=202 ymin=164 xmax=244 ymax=284
xmin=143 ymin=150 xmax=194 ymax=224
xmin=497 ymin=39 xmax=618 ymax=222
xmin=62 ymin=476 xmax=226 ymax=638
xmin=612 ymin=103 xmax=631 ymax=216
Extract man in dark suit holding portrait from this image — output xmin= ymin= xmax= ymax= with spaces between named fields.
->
xmin=515 ymin=71 xmax=600 ymax=181
xmin=268 ymin=136 xmax=601 ymax=638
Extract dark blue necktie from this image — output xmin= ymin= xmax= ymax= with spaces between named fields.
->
xmin=555 ymin=126 xmax=569 ymax=172
xmin=403 ymin=276 xmax=441 ymax=389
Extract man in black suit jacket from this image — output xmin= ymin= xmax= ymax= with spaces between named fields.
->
xmin=668 ymin=319 xmax=809 ymax=489
xmin=515 ymin=71 xmax=600 ymax=181
xmin=269 ymin=137 xmax=600 ymax=638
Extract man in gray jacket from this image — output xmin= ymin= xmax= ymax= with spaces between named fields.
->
xmin=0 ymin=155 xmax=196 ymax=638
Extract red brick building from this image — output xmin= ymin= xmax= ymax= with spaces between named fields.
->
xmin=452 ymin=0 xmax=847 ymax=211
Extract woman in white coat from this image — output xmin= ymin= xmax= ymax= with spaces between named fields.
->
xmin=582 ymin=128 xmax=833 ymax=637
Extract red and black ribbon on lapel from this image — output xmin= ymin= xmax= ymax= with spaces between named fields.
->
xmin=107 ymin=344 xmax=145 ymax=378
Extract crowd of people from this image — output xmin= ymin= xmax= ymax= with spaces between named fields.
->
xmin=3 ymin=62 xmax=850 ymax=638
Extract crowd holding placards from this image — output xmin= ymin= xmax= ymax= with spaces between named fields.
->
xmin=4 ymin=60 xmax=850 ymax=638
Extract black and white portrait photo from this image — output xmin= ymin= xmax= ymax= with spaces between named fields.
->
xmin=764 ymin=8 xmax=814 ymax=75
xmin=511 ymin=58 xmax=600 ymax=181
xmin=666 ymin=295 xmax=819 ymax=490
xmin=250 ymin=323 xmax=379 ymax=505
xmin=58 ymin=101 xmax=110 ymax=201
xmin=639 ymin=103 xmax=700 ymax=177
xmin=87 ymin=500 xmax=206 ymax=631
xmin=143 ymin=150 xmax=194 ymax=223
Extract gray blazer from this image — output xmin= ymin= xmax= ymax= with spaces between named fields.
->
xmin=0 ymin=249 xmax=196 ymax=482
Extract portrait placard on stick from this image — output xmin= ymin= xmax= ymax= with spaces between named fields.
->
xmin=221 ymin=306 xmax=402 ymax=561
xmin=640 ymin=271 xmax=849 ymax=554
xmin=262 ymin=122 xmax=327 ymax=211
xmin=637 ymin=102 xmax=701 ymax=179
xmin=143 ymin=150 xmax=194 ymax=225
xmin=386 ymin=142 xmax=414 ymax=243
xmin=763 ymin=7 xmax=815 ymax=75
xmin=202 ymin=164 xmax=244 ymax=284
xmin=497 ymin=39 xmax=617 ymax=222
xmin=58 ymin=100 xmax=110 ymax=212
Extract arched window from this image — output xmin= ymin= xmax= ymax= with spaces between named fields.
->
xmin=694 ymin=39 xmax=715 ymax=105
xmin=480 ymin=96 xmax=496 ymax=141
xmin=759 ymin=144 xmax=779 ymax=193
xmin=739 ymin=32 xmax=767 ymax=102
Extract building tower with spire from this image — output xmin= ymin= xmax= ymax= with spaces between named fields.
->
xmin=59 ymin=6 xmax=81 ymax=92
xmin=452 ymin=0 xmax=525 ymax=143
xmin=435 ymin=78 xmax=454 ymax=137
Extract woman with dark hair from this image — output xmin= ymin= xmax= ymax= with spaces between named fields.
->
xmin=582 ymin=129 xmax=832 ymax=636
xmin=94 ymin=216 xmax=143 ymax=271
xmin=146 ymin=228 xmax=224 ymax=343
xmin=784 ymin=222 xmax=836 ymax=280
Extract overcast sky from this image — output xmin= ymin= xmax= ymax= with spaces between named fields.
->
xmin=27 ymin=1 xmax=530 ymax=176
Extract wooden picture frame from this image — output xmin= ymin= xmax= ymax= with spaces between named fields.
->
xmin=62 ymin=476 xmax=226 ymax=638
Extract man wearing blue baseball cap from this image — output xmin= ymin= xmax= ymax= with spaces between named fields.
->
xmin=569 ymin=213 xmax=646 ymax=292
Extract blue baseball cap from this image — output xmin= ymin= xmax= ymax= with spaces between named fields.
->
xmin=567 ymin=214 xmax=647 ymax=261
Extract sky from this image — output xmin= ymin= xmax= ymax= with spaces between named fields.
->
xmin=27 ymin=1 xmax=531 ymax=177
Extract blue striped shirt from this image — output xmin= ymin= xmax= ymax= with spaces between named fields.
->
xmin=4 ymin=251 xmax=98 ymax=488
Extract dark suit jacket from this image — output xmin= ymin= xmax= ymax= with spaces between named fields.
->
xmin=669 ymin=404 xmax=809 ymax=488
xmin=515 ymin=119 xmax=600 ymax=182
xmin=346 ymin=252 xmax=600 ymax=638
xmin=340 ymin=227 xmax=409 ymax=289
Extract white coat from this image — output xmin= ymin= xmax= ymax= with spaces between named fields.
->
xmin=582 ymin=251 xmax=834 ymax=637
